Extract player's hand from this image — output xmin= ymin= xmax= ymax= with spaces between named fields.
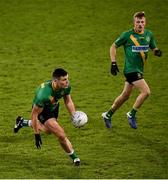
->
xmin=35 ymin=134 xmax=42 ymax=149
xmin=154 ymin=49 xmax=162 ymax=57
xmin=111 ymin=62 xmax=119 ymax=76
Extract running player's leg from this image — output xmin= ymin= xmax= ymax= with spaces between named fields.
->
xmin=127 ymin=79 xmax=150 ymax=129
xmin=132 ymin=79 xmax=150 ymax=109
xmin=14 ymin=116 xmax=31 ymax=133
xmin=102 ymin=82 xmax=133 ymax=128
xmin=14 ymin=117 xmax=50 ymax=133
xmin=44 ymin=118 xmax=80 ymax=165
xmin=111 ymin=82 xmax=133 ymax=111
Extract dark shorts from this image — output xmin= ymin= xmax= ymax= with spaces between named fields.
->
xmin=38 ymin=103 xmax=59 ymax=124
xmin=124 ymin=72 xmax=143 ymax=84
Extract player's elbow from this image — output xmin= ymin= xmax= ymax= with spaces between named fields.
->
xmin=110 ymin=43 xmax=117 ymax=59
xmin=110 ymin=43 xmax=116 ymax=51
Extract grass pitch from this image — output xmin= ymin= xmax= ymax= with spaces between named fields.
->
xmin=0 ymin=0 xmax=168 ymax=178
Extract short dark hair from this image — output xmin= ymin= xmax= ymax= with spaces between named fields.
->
xmin=133 ymin=11 xmax=145 ymax=19
xmin=52 ymin=68 xmax=68 ymax=79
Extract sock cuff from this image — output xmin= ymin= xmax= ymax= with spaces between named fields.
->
xmin=133 ymin=107 xmax=138 ymax=111
xmin=28 ymin=120 xmax=32 ymax=127
xmin=67 ymin=149 xmax=74 ymax=155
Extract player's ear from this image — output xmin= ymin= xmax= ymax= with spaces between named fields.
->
xmin=52 ymin=78 xmax=58 ymax=84
xmin=133 ymin=17 xmax=136 ymax=25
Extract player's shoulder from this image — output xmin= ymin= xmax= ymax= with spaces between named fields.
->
xmin=120 ymin=29 xmax=134 ymax=37
xmin=36 ymin=80 xmax=52 ymax=97
xmin=125 ymin=29 xmax=134 ymax=33
xmin=144 ymin=28 xmax=152 ymax=33
xmin=39 ymin=80 xmax=52 ymax=90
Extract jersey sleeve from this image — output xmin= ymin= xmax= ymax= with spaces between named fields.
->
xmin=114 ymin=31 xmax=128 ymax=47
xmin=149 ymin=32 xmax=157 ymax=49
xmin=33 ymin=91 xmax=46 ymax=107
xmin=33 ymin=87 xmax=49 ymax=107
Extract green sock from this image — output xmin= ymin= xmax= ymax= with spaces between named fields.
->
xmin=22 ymin=120 xmax=29 ymax=126
xmin=130 ymin=108 xmax=137 ymax=117
xmin=106 ymin=109 xmax=114 ymax=118
xmin=68 ymin=150 xmax=78 ymax=160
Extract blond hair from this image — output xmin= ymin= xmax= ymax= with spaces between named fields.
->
xmin=133 ymin=11 xmax=145 ymax=19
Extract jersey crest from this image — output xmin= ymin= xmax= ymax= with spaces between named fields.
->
xmin=146 ymin=36 xmax=150 ymax=42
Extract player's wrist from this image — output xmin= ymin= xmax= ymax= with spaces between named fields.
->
xmin=111 ymin=60 xmax=116 ymax=63
xmin=111 ymin=62 xmax=117 ymax=65
xmin=34 ymin=129 xmax=40 ymax=134
xmin=35 ymin=133 xmax=40 ymax=136
xmin=71 ymin=111 xmax=76 ymax=117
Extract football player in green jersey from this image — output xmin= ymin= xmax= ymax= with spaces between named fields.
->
xmin=14 ymin=68 xmax=80 ymax=166
xmin=102 ymin=11 xmax=162 ymax=129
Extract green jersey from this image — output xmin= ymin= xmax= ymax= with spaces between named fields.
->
xmin=115 ymin=29 xmax=157 ymax=74
xmin=33 ymin=80 xmax=71 ymax=112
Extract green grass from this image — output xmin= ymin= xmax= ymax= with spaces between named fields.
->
xmin=0 ymin=0 xmax=168 ymax=178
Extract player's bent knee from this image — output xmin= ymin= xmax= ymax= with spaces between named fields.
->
xmin=145 ymin=90 xmax=151 ymax=97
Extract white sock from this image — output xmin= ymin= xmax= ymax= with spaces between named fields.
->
xmin=28 ymin=120 xmax=32 ymax=127
xmin=67 ymin=149 xmax=74 ymax=155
